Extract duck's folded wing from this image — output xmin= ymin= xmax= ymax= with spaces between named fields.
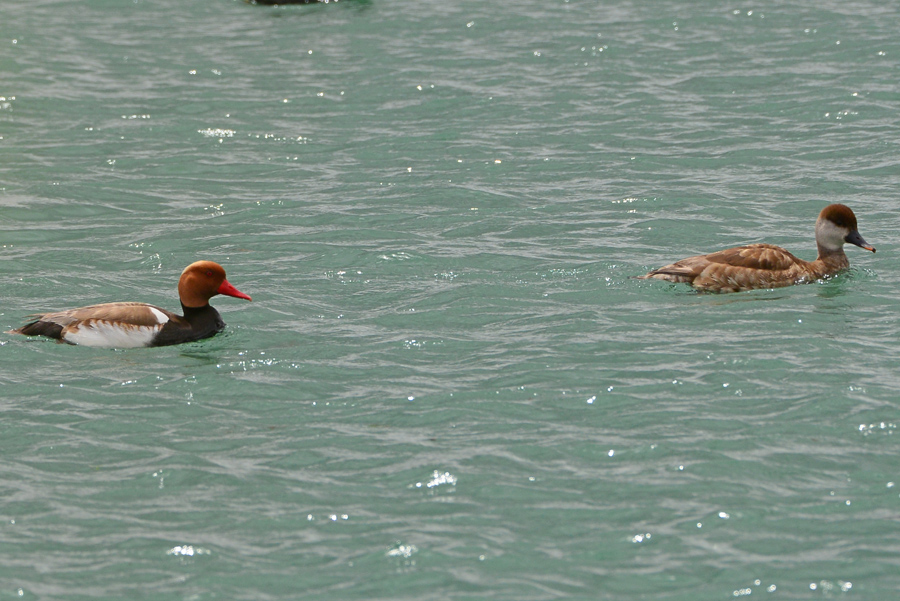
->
xmin=34 ymin=302 xmax=178 ymax=327
xmin=702 ymin=244 xmax=802 ymax=272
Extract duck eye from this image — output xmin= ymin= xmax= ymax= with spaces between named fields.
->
xmin=206 ymin=270 xmax=213 ymax=277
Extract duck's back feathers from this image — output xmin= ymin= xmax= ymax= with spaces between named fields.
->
xmin=701 ymin=244 xmax=803 ymax=271
xmin=26 ymin=302 xmax=176 ymax=328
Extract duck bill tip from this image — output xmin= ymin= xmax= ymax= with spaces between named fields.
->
xmin=217 ymin=279 xmax=252 ymax=301
xmin=846 ymin=230 xmax=875 ymax=253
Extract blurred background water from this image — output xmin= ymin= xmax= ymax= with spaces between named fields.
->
xmin=2 ymin=0 xmax=900 ymax=599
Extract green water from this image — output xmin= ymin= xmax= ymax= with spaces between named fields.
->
xmin=2 ymin=1 xmax=899 ymax=599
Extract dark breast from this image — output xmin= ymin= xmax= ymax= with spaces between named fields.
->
xmin=150 ymin=305 xmax=226 ymax=347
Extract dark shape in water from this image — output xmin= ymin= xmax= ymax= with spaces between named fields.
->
xmin=248 ymin=0 xmax=340 ymax=4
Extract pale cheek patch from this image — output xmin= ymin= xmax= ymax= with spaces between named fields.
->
xmin=64 ymin=321 xmax=162 ymax=348
xmin=818 ymin=221 xmax=848 ymax=251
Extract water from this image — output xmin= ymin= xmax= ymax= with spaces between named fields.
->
xmin=2 ymin=0 xmax=900 ymax=599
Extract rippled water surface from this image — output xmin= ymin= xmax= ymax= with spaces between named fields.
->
xmin=3 ymin=0 xmax=900 ymax=599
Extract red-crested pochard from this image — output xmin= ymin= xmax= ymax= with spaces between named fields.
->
xmin=7 ymin=261 xmax=251 ymax=347
xmin=638 ymin=204 xmax=875 ymax=292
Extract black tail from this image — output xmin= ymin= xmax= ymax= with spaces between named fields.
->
xmin=7 ymin=320 xmax=64 ymax=340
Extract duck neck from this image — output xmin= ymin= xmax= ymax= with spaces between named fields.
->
xmin=813 ymin=244 xmax=849 ymax=275
xmin=181 ymin=302 xmax=213 ymax=321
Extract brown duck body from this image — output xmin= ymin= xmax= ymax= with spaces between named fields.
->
xmin=7 ymin=261 xmax=252 ymax=347
xmin=638 ymin=204 xmax=875 ymax=293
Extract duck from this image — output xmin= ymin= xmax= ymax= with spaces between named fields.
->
xmin=7 ymin=261 xmax=252 ymax=347
xmin=637 ymin=204 xmax=875 ymax=292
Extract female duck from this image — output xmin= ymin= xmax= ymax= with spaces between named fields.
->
xmin=8 ymin=261 xmax=251 ymax=347
xmin=638 ymin=204 xmax=875 ymax=292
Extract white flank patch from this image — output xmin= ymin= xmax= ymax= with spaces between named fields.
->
xmin=148 ymin=307 xmax=170 ymax=324
xmin=65 ymin=321 xmax=161 ymax=348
